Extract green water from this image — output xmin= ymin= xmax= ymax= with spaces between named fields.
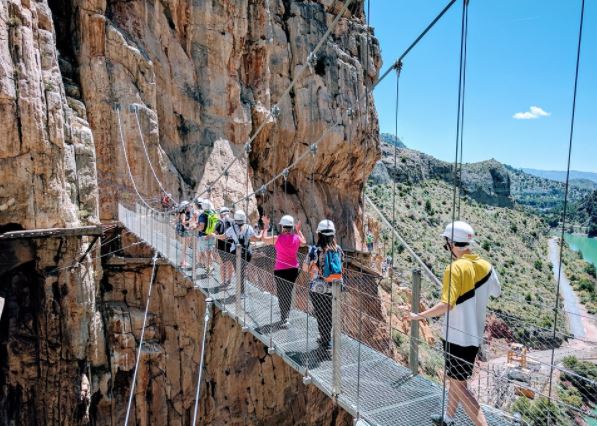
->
xmin=565 ymin=233 xmax=597 ymax=426
xmin=564 ymin=233 xmax=597 ymax=267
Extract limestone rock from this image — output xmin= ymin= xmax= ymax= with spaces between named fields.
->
xmin=0 ymin=0 xmax=99 ymax=229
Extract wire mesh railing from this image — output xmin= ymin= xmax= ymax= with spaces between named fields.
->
xmin=118 ymin=202 xmax=597 ymax=425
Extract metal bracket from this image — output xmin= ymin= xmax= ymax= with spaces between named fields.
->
xmin=302 ymin=375 xmax=312 ymax=385
xmin=309 ymin=143 xmax=318 ymax=156
xmin=268 ymin=346 xmax=276 ymax=355
xmin=244 ymin=143 xmax=252 ymax=154
xmin=282 ymin=168 xmax=289 ymax=180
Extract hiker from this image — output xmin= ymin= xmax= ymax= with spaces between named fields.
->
xmin=175 ymin=201 xmax=192 ymax=268
xmin=405 ymin=221 xmax=500 ymax=426
xmin=303 ymin=219 xmax=344 ymax=351
xmin=194 ymin=199 xmax=218 ymax=273
xmin=214 ymin=206 xmax=235 ymax=288
xmin=366 ymin=231 xmax=374 ymax=252
xmin=219 ymin=210 xmax=259 ymax=296
xmin=260 ymin=214 xmax=306 ymax=327
xmin=161 ymin=192 xmax=173 ymax=210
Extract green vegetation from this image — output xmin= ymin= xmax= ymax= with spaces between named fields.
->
xmin=511 ymin=396 xmax=573 ymax=426
xmin=561 ymin=244 xmax=597 ymax=315
xmin=367 ymin=179 xmax=566 ymax=345
xmin=561 ymin=356 xmax=597 ymax=404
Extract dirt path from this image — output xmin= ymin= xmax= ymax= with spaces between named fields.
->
xmin=548 ymin=237 xmax=588 ymax=338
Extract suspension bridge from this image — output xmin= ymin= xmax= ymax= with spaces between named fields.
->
xmin=118 ymin=202 xmax=513 ymax=426
xmin=110 ymin=0 xmax=597 ymax=424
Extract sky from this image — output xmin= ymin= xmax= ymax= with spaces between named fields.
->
xmin=369 ymin=0 xmax=597 ymax=172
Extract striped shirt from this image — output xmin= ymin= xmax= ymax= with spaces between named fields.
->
xmin=441 ymin=253 xmax=501 ymax=347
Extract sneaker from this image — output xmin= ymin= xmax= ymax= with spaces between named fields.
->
xmin=430 ymin=414 xmax=454 ymax=426
xmin=279 ymin=320 xmax=290 ymax=329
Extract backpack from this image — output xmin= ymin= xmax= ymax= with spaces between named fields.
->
xmin=231 ymin=224 xmax=253 ymax=262
xmin=204 ymin=210 xmax=220 ymax=235
xmin=322 ymin=249 xmax=343 ymax=283
xmin=215 ymin=218 xmax=233 ymax=235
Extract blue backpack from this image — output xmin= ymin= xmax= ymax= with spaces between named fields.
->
xmin=323 ymin=249 xmax=343 ymax=282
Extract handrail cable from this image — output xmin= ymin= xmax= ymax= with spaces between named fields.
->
xmin=124 ymin=252 xmax=159 ymax=426
xmin=195 ymin=0 xmax=354 ymax=200
xmin=547 ymin=0 xmax=585 ymax=402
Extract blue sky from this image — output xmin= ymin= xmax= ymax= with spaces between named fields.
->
xmin=369 ymin=0 xmax=597 ymax=172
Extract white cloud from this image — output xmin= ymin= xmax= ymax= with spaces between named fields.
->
xmin=513 ymin=105 xmax=551 ymax=120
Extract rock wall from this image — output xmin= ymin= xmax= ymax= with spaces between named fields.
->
xmin=66 ymin=0 xmax=380 ymax=247
xmin=0 ymin=235 xmax=101 ymax=424
xmin=0 ymin=0 xmax=383 ymax=424
xmin=0 ymin=0 xmax=99 ymax=229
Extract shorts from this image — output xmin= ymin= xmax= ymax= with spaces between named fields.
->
xmin=198 ymin=236 xmax=215 ymax=251
xmin=442 ymin=340 xmax=479 ymax=381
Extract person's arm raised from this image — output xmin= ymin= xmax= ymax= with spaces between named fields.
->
xmin=295 ymin=220 xmax=307 ymax=245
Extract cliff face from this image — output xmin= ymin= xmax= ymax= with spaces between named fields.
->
xmin=1 ymin=0 xmax=382 ymax=423
xmin=65 ymin=0 xmax=380 ymax=247
xmin=0 ymin=0 xmax=99 ymax=229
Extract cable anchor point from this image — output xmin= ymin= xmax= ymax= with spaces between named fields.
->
xmin=270 ymin=105 xmax=281 ymax=120
xmin=309 ymin=143 xmax=318 ymax=156
xmin=282 ymin=168 xmax=290 ymax=180
xmin=244 ymin=142 xmax=252 ymax=155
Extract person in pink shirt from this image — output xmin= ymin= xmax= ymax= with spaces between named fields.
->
xmin=261 ymin=214 xmax=306 ymax=327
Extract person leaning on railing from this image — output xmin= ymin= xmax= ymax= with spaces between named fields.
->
xmin=404 ymin=221 xmax=501 ymax=426
xmin=303 ymin=219 xmax=344 ymax=352
xmin=260 ymin=214 xmax=306 ymax=328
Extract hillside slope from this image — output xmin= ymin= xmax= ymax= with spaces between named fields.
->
xmin=366 ymin=180 xmax=562 ymax=342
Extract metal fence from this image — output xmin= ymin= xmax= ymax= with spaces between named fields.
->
xmin=118 ymin=202 xmax=597 ymax=426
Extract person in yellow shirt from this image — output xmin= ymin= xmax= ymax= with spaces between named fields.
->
xmin=406 ymin=221 xmax=500 ymax=426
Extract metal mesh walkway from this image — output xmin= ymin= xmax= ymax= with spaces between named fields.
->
xmin=118 ymin=203 xmax=512 ymax=426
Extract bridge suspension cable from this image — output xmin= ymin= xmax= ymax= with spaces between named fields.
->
xmin=124 ymin=252 xmax=159 ymax=426
xmin=548 ymin=0 xmax=586 ymax=402
xmin=195 ymin=0 xmax=355 ymax=200
xmin=116 ymin=105 xmax=164 ymax=213
xmin=373 ymin=0 xmax=458 ymax=91
xmin=131 ymin=104 xmax=170 ymax=197
xmin=442 ymin=0 xmax=470 ymax=419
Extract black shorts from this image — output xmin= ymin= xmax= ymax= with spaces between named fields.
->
xmin=442 ymin=340 xmax=479 ymax=381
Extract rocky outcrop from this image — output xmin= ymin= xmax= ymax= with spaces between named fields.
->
xmin=374 ymin=142 xmax=514 ymax=208
xmin=0 ymin=0 xmax=99 ymax=229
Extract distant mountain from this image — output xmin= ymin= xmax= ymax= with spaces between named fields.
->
xmin=371 ymin=139 xmax=513 ymax=207
xmin=371 ymin=138 xmax=594 ymax=220
xmin=522 ymin=168 xmax=597 ymax=185
xmin=380 ymin=133 xmax=406 ymax=148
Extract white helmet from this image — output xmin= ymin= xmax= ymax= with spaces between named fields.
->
xmin=234 ymin=210 xmax=247 ymax=224
xmin=219 ymin=206 xmax=230 ymax=215
xmin=317 ymin=219 xmax=336 ymax=236
xmin=200 ymin=199 xmax=213 ymax=211
xmin=442 ymin=221 xmax=475 ymax=244
xmin=279 ymin=215 xmax=294 ymax=227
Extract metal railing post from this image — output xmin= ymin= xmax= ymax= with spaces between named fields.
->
xmin=409 ymin=268 xmax=421 ymax=375
xmin=235 ymin=248 xmax=242 ymax=319
xmin=192 ymin=231 xmax=197 ymax=283
xmin=331 ymin=280 xmax=342 ymax=397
